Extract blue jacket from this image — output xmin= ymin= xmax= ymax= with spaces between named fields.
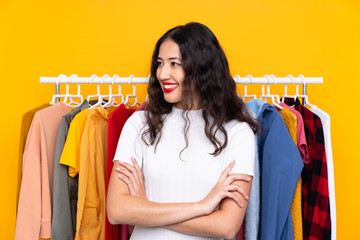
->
xmin=247 ymin=99 xmax=303 ymax=240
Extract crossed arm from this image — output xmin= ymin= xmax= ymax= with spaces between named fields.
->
xmin=106 ymin=158 xmax=252 ymax=239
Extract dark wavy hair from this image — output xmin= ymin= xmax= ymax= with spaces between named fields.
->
xmin=142 ymin=22 xmax=258 ymax=156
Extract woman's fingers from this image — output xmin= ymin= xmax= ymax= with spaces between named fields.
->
xmin=224 ymin=174 xmax=252 ymax=185
xmin=219 ymin=160 xmax=235 ymax=182
xmin=223 ymin=192 xmax=243 ymax=208
xmin=118 ymin=174 xmax=136 ymax=195
xmin=118 ymin=161 xmax=140 ymax=184
xmin=131 ymin=157 xmax=143 ymax=184
xmin=223 ymin=184 xmax=249 ymax=200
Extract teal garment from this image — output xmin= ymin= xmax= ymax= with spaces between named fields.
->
xmin=51 ymin=101 xmax=89 ymax=240
xmin=247 ymin=99 xmax=303 ymax=240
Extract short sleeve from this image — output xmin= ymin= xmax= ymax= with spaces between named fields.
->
xmin=225 ymin=122 xmax=256 ymax=176
xmin=113 ymin=111 xmax=145 ymax=167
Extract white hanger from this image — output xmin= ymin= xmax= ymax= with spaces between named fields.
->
xmin=50 ymin=74 xmax=67 ymax=105
xmin=241 ymin=75 xmax=257 ymax=101
xmin=87 ymin=74 xmax=104 ymax=109
xmin=123 ymin=75 xmax=141 ymax=107
xmin=62 ymin=74 xmax=83 ymax=108
xmin=104 ymin=74 xmax=124 ymax=107
xmin=99 ymin=74 xmax=114 ymax=108
xmin=281 ymin=74 xmax=298 ymax=104
xmin=281 ymin=74 xmax=313 ymax=108
xmin=260 ymin=75 xmax=282 ymax=109
xmin=296 ymin=75 xmax=314 ymax=108
xmin=145 ymin=75 xmax=151 ymax=103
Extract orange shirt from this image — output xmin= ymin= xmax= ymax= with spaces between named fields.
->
xmin=75 ymin=106 xmax=115 ymax=240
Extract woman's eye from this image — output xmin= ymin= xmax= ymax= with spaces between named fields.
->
xmin=157 ymin=61 xmax=163 ymax=66
xmin=171 ymin=62 xmax=181 ymax=66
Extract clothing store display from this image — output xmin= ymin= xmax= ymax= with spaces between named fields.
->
xmin=52 ymin=100 xmax=89 ymax=240
xmin=284 ymin=98 xmax=331 ymax=240
xmin=310 ymin=105 xmax=336 ymax=240
xmin=113 ymin=106 xmax=256 ymax=240
xmin=247 ymin=99 xmax=303 ymax=240
xmin=15 ymin=102 xmax=71 ymax=240
xmin=106 ymin=104 xmax=136 ymax=240
xmin=15 ymin=77 xmax=334 ymax=240
xmin=16 ymin=103 xmax=49 ymax=215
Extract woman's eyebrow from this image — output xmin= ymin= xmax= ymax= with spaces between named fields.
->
xmin=157 ymin=57 xmax=182 ymax=61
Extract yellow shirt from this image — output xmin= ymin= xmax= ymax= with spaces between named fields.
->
xmin=60 ymin=108 xmax=92 ymax=177
xmin=279 ymin=107 xmax=303 ymax=240
xmin=75 ymin=106 xmax=115 ymax=240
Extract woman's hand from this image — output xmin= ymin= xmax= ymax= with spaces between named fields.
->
xmin=116 ymin=157 xmax=147 ymax=200
xmin=198 ymin=160 xmax=251 ymax=215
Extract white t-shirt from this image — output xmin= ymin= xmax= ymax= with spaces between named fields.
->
xmin=113 ymin=107 xmax=256 ymax=240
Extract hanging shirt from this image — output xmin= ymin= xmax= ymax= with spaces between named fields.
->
xmin=279 ymin=103 xmax=309 ymax=163
xmin=243 ymin=106 xmax=260 ymax=240
xmin=52 ymin=100 xmax=89 ymax=240
xmin=60 ymin=108 xmax=93 ymax=177
xmin=15 ymin=102 xmax=71 ymax=240
xmin=75 ymin=106 xmax=115 ymax=240
xmin=247 ymin=99 xmax=303 ymax=240
xmin=310 ymin=105 xmax=336 ymax=240
xmin=105 ymin=104 xmax=136 ymax=240
xmin=277 ymin=106 xmax=303 ymax=240
xmin=16 ymin=103 xmax=49 ymax=216
xmin=283 ymin=98 xmax=331 ymax=240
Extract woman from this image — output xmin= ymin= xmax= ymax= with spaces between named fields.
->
xmin=107 ymin=22 xmax=258 ymax=240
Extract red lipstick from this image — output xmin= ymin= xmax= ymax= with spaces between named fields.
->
xmin=163 ymin=82 xmax=179 ymax=93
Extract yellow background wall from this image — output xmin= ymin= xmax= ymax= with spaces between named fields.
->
xmin=1 ymin=0 xmax=359 ymax=239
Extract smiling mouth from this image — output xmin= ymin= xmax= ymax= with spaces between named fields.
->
xmin=163 ymin=83 xmax=179 ymax=93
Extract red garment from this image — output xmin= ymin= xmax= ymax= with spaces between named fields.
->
xmin=236 ymin=218 xmax=245 ymax=240
xmin=105 ymin=104 xmax=136 ymax=240
xmin=284 ymin=98 xmax=331 ymax=240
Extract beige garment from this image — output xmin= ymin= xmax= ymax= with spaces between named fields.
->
xmin=15 ymin=103 xmax=70 ymax=240
xmin=16 ymin=103 xmax=49 ymax=216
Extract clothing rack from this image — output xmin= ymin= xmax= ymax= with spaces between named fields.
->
xmin=40 ymin=74 xmax=323 ymax=105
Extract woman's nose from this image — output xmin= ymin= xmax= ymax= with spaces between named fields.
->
xmin=157 ymin=64 xmax=170 ymax=80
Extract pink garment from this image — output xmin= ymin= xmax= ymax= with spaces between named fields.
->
xmin=279 ymin=103 xmax=309 ymax=163
xmin=136 ymin=101 xmax=147 ymax=111
xmin=15 ymin=103 xmax=70 ymax=240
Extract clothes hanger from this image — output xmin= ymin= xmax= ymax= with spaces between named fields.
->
xmin=105 ymin=74 xmax=124 ymax=107
xmin=62 ymin=74 xmax=83 ymax=108
xmin=281 ymin=74 xmax=314 ymax=108
xmin=123 ymin=74 xmax=141 ymax=108
xmin=296 ymin=74 xmax=314 ymax=108
xmin=99 ymin=74 xmax=114 ymax=108
xmin=241 ymin=75 xmax=257 ymax=101
xmin=145 ymin=75 xmax=150 ymax=103
xmin=50 ymin=74 xmax=67 ymax=105
xmin=87 ymin=74 xmax=104 ymax=109
xmin=260 ymin=75 xmax=282 ymax=109
xmin=281 ymin=74 xmax=298 ymax=104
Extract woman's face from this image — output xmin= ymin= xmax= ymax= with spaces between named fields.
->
xmin=156 ymin=39 xmax=186 ymax=109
